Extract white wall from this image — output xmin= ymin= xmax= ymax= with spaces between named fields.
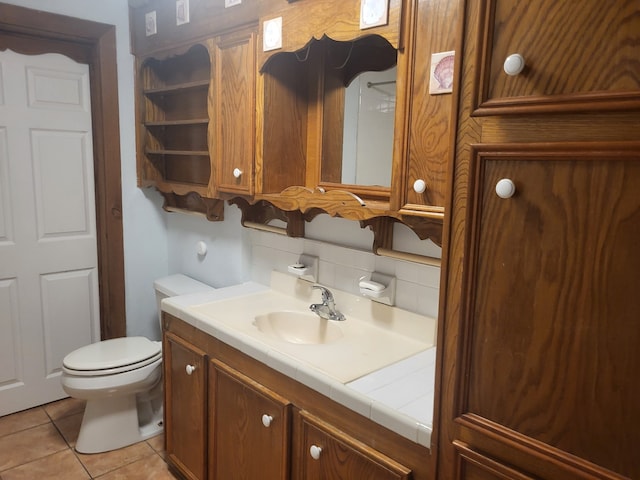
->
xmin=165 ymin=206 xmax=250 ymax=288
xmin=5 ymin=1 xmax=441 ymax=342
xmin=342 ymin=67 xmax=397 ymax=187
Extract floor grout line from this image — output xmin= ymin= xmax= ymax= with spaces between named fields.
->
xmin=1 ymin=398 xmax=176 ymax=479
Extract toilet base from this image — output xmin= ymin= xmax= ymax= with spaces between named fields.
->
xmin=75 ymin=393 xmax=163 ymax=454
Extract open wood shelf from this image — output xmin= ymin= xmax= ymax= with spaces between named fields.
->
xmin=145 ymin=119 xmax=209 ymax=127
xmin=139 ymin=43 xmax=213 ymax=194
xmin=146 ymin=149 xmax=209 ymax=156
xmin=143 ymin=79 xmax=209 ymax=97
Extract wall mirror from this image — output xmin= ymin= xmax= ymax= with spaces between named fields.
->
xmin=259 ymin=35 xmax=397 ymax=200
xmin=340 ymin=66 xmax=396 ymax=187
xmin=318 ymin=35 xmax=397 ymax=196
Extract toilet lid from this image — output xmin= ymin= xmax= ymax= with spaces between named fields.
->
xmin=63 ymin=336 xmax=162 ymax=372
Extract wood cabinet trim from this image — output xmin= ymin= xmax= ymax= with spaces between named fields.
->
xmin=472 ymin=92 xmax=640 ymax=117
xmin=257 ymin=0 xmax=405 ymax=68
xmin=453 ymin=441 xmax=535 ymax=480
xmin=455 ymin=415 xmax=629 ymax=480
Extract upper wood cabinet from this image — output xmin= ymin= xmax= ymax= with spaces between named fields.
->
xmin=134 ymin=25 xmax=257 ymax=218
xmin=210 ymin=26 xmax=257 ymax=197
xmin=137 ymin=43 xmax=213 ymax=197
xmin=254 ymin=0 xmax=459 ymax=237
xmin=391 ymin=0 xmax=458 ymax=218
xmin=472 ymin=0 xmax=640 ymax=115
xmin=131 ymin=0 xmax=462 ymax=246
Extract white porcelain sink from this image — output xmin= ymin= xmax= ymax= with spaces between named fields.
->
xmin=253 ymin=311 xmax=344 ymax=345
xmin=177 ymin=273 xmax=436 ymax=383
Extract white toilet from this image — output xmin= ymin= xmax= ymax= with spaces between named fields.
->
xmin=61 ymin=274 xmax=214 ymax=454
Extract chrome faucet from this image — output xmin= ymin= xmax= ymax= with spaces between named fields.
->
xmin=309 ymin=285 xmax=346 ymax=321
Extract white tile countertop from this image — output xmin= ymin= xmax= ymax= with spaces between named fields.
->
xmin=162 ymin=272 xmax=437 ymax=448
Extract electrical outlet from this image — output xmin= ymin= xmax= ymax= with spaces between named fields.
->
xmin=145 ymin=11 xmax=157 ymax=36
xmin=176 ymin=0 xmax=190 ymax=25
xmin=262 ymin=17 xmax=282 ymax=52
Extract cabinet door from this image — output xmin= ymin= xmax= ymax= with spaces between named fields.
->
xmin=393 ymin=0 xmax=458 ymax=217
xmin=295 ymin=410 xmax=411 ymax=480
xmin=164 ymin=332 xmax=208 ymax=480
xmin=453 ymin=144 xmax=640 ymax=479
xmin=473 ymin=0 xmax=640 ymax=114
xmin=209 ymin=359 xmax=291 ymax=480
xmin=211 ymin=26 xmax=256 ymax=196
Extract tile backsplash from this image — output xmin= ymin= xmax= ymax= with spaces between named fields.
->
xmin=249 ymin=228 xmax=441 ymax=319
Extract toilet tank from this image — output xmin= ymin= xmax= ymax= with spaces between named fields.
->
xmin=154 ymin=274 xmax=215 ymax=326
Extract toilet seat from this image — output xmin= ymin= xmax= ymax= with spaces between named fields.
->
xmin=63 ymin=336 xmax=162 ymax=377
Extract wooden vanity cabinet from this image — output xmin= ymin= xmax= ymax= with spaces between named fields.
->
xmin=209 ymin=359 xmax=291 ymax=480
xmin=436 ymin=1 xmax=640 ymax=479
xmin=164 ymin=332 xmax=208 ymax=480
xmin=163 ymin=314 xmax=429 ymax=480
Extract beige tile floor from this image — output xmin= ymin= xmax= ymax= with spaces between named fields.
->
xmin=0 ymin=398 xmax=178 ymax=479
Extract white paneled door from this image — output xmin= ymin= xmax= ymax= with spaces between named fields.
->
xmin=0 ymin=50 xmax=100 ymax=416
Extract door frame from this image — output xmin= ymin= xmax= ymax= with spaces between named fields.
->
xmin=0 ymin=3 xmax=126 ymax=339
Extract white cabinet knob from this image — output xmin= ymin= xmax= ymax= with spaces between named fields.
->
xmin=309 ymin=445 xmax=322 ymax=460
xmin=503 ymin=54 xmax=525 ymax=76
xmin=232 ymin=168 xmax=243 ymax=178
xmin=495 ymin=178 xmax=516 ymax=199
xmin=413 ymin=179 xmax=426 ymax=194
xmin=185 ymin=364 xmax=196 ymax=375
xmin=261 ymin=414 xmax=273 ymax=428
